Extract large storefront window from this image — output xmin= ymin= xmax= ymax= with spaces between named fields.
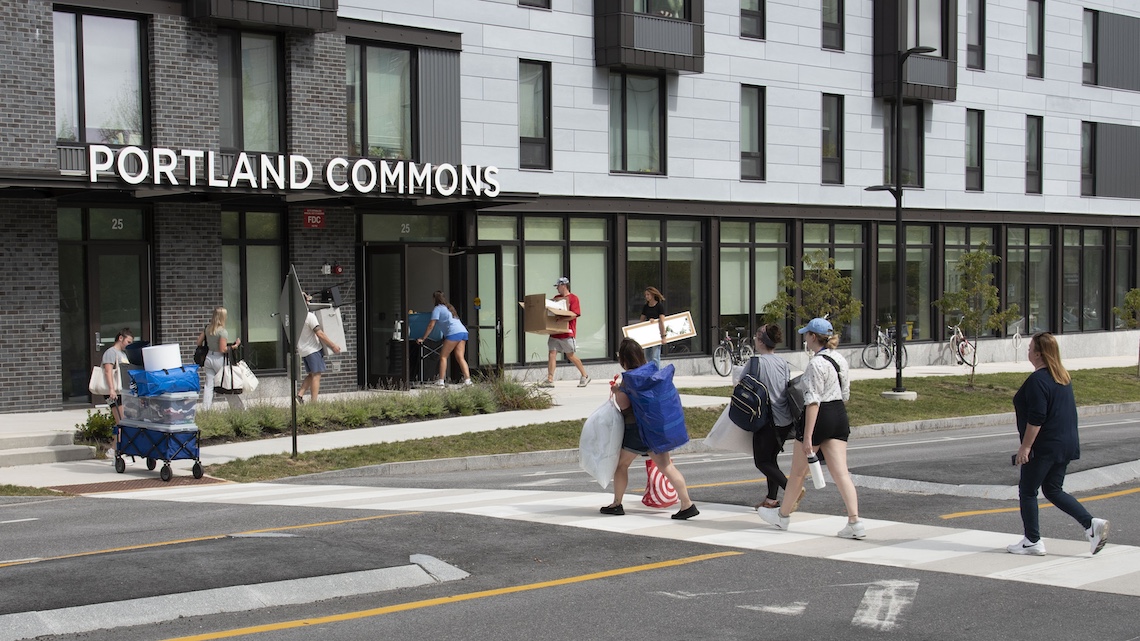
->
xmin=347 ymin=42 xmax=413 ymax=159
xmin=478 ymin=216 xmax=520 ymax=363
xmin=877 ymin=224 xmax=932 ymax=341
xmin=222 ymin=211 xmax=285 ymax=370
xmin=720 ymin=221 xmax=788 ymax=339
xmin=1007 ymin=227 xmax=1052 ymax=334
xmin=628 ymin=219 xmax=704 ymax=353
xmin=804 ymin=222 xmax=865 ymax=344
xmin=1116 ymin=229 xmax=1136 ymax=329
xmin=54 ymin=10 xmax=145 ymax=145
xmin=220 ymin=31 xmax=282 ymax=152
xmin=1062 ymin=228 xmax=1106 ymax=332
xmin=943 ymin=226 xmax=997 ymax=334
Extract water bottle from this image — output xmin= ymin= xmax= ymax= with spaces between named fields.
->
xmin=807 ymin=452 xmax=826 ymax=489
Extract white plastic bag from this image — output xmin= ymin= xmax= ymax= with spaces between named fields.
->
xmin=704 ymin=405 xmax=754 ymax=455
xmin=579 ymin=397 xmax=625 ymax=489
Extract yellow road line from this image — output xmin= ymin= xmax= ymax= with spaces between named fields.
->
xmin=0 ymin=512 xmax=418 ymax=569
xmin=940 ymin=487 xmax=1140 ymax=520
xmin=159 ymin=551 xmax=743 ymax=641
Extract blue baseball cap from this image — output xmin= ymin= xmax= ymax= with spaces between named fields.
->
xmin=798 ymin=317 xmax=833 ymax=335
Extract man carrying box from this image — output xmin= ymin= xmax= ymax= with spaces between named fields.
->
xmin=541 ymin=277 xmax=590 ymax=388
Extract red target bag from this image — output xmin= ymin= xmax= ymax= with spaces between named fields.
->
xmin=641 ymin=459 xmax=679 ymax=508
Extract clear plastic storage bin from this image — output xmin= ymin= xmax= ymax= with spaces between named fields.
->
xmin=120 ymin=391 xmax=198 ymax=425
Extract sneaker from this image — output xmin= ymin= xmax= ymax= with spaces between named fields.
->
xmin=578 ymin=375 xmax=591 ymax=387
xmin=757 ymin=506 xmax=790 ymax=530
xmin=837 ymin=520 xmax=867 ymax=540
xmin=537 ymin=380 xmax=555 ymax=388
xmin=1087 ymin=518 xmax=1110 ymax=555
xmin=1006 ymin=537 xmax=1047 ymax=556
xmin=463 ymin=378 xmax=473 ymax=386
xmin=434 ymin=379 xmax=446 ymax=387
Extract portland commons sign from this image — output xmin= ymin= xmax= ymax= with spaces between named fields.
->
xmin=87 ymin=145 xmax=502 ymax=198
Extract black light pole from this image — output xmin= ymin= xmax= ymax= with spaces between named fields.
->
xmin=867 ymin=45 xmax=934 ymax=395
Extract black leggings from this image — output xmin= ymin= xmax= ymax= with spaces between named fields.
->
xmin=753 ymin=424 xmax=792 ymax=501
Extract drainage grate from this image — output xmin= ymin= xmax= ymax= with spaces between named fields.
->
xmin=49 ymin=475 xmax=228 ymax=495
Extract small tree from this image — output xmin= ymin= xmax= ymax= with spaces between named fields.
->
xmin=1112 ymin=287 xmax=1140 ymax=376
xmin=762 ymin=250 xmax=863 ymax=338
xmin=934 ymin=242 xmax=1020 ymax=387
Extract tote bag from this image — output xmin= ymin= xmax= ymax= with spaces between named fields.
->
xmin=704 ymin=405 xmax=755 ymax=455
xmin=88 ymin=366 xmax=113 ymax=396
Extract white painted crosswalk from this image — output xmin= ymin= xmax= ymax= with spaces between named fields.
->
xmin=95 ymin=483 xmax=1140 ymax=597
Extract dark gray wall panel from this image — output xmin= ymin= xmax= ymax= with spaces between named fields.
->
xmin=1097 ymin=123 xmax=1140 ymax=199
xmin=1097 ymin=12 xmax=1140 ymax=93
xmin=418 ymin=48 xmax=462 ymax=165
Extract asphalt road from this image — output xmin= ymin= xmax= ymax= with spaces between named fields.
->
xmin=2 ymin=413 xmax=1139 ymax=641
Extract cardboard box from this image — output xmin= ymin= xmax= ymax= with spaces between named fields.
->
xmin=522 ymin=294 xmax=576 ymax=335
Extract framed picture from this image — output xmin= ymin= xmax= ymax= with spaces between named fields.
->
xmin=621 ymin=311 xmax=696 ymax=348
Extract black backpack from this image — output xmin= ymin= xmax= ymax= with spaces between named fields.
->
xmin=729 ymin=357 xmax=773 ymax=432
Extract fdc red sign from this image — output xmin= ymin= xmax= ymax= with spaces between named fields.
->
xmin=303 ymin=209 xmax=325 ymax=228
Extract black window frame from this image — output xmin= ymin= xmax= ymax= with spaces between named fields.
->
xmin=346 ymin=39 xmax=418 ymax=161
xmin=219 ymin=28 xmax=286 ymax=154
xmin=635 ymin=0 xmax=690 ymax=20
xmin=1081 ymin=121 xmax=1096 ymax=197
xmin=1083 ymin=9 xmax=1097 ymax=85
xmin=741 ymin=84 xmax=766 ymax=181
xmin=1026 ymin=115 xmax=1043 ymax=194
xmin=1061 ymin=227 xmax=1108 ymax=333
xmin=609 ymin=71 xmax=667 ymax=175
xmin=822 ymin=93 xmax=844 ymax=185
xmin=518 ymin=0 xmax=551 ymax=8
xmin=822 ymin=0 xmax=844 ymax=51
xmin=741 ymin=0 xmax=765 ymax=39
xmin=884 ymin=100 xmax=925 ymax=188
xmin=967 ymin=0 xmax=986 ymax=70
xmin=220 ymin=210 xmax=289 ymax=373
xmin=908 ymin=0 xmax=950 ymax=59
xmin=966 ymin=109 xmax=984 ymax=192
xmin=519 ymin=59 xmax=552 ymax=170
xmin=1027 ymin=0 xmax=1044 ymax=78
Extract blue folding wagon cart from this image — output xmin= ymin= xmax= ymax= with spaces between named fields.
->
xmin=113 ymin=419 xmax=203 ymax=482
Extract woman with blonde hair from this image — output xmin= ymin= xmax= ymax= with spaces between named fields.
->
xmin=639 ymin=286 xmax=667 ymax=368
xmin=1007 ymin=332 xmax=1109 ymax=556
xmin=758 ymin=317 xmax=863 ymax=538
xmin=197 ymin=306 xmax=242 ymax=410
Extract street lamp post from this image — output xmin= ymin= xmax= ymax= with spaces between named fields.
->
xmin=867 ymin=45 xmax=934 ymax=397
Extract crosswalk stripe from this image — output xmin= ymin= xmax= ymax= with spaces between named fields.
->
xmin=95 ymin=483 xmax=1139 ymax=596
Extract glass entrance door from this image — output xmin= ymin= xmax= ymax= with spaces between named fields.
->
xmin=363 ymin=246 xmax=406 ymax=388
xmin=465 ymin=247 xmax=504 ymax=374
xmin=60 ymin=244 xmax=151 ymax=403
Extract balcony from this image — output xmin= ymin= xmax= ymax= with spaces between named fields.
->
xmin=189 ymin=0 xmax=337 ymax=33
xmin=594 ymin=0 xmax=704 ymax=74
xmin=872 ymin=0 xmax=957 ymax=102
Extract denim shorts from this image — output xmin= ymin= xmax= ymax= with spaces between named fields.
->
xmin=302 ymin=351 xmax=328 ymax=374
xmin=446 ymin=331 xmax=469 ymax=342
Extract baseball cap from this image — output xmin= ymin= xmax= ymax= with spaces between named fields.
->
xmin=554 ymin=276 xmax=570 ymax=287
xmin=798 ymin=317 xmax=833 ymax=335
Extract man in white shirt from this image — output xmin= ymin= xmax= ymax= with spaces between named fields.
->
xmin=296 ymin=293 xmax=342 ymax=403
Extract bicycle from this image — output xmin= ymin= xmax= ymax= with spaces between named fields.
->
xmin=861 ymin=323 xmax=908 ymax=370
xmin=712 ymin=327 xmax=754 ymax=377
xmin=948 ymin=322 xmax=977 ymax=366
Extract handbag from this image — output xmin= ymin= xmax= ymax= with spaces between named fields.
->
xmin=704 ymin=405 xmax=755 ymax=455
xmin=214 ymin=352 xmax=244 ymax=395
xmin=234 ymin=359 xmax=259 ymax=392
xmin=88 ymin=366 xmax=113 ymax=396
xmin=193 ymin=328 xmax=209 ymax=367
xmin=641 ymin=460 xmax=679 ymax=508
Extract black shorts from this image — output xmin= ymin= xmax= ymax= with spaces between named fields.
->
xmin=795 ymin=400 xmax=850 ymax=445
xmin=622 ymin=423 xmax=649 ymax=455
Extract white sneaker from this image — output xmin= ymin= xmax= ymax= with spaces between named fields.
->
xmin=757 ymin=506 xmax=789 ymax=530
xmin=578 ymin=375 xmax=591 ymax=387
xmin=1006 ymin=537 xmax=1047 ymax=556
xmin=463 ymin=378 xmax=473 ymax=386
xmin=434 ymin=379 xmax=446 ymax=387
xmin=837 ymin=520 xmax=867 ymax=539
xmin=1087 ymin=518 xmax=1110 ymax=555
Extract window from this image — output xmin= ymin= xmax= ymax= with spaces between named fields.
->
xmin=822 ymin=0 xmax=843 ymax=50
xmin=1083 ymin=10 xmax=1097 ymax=84
xmin=519 ymin=60 xmax=551 ymax=170
xmin=635 ymin=0 xmax=688 ymax=19
xmin=1026 ymin=115 xmax=1042 ymax=194
xmin=944 ymin=226 xmax=995 ymax=295
xmin=741 ymin=0 xmax=765 ymax=39
xmin=1062 ymin=228 xmax=1106 ymax=332
xmin=1007 ymin=226 xmax=1053 ymax=333
xmin=741 ymin=85 xmax=765 ymax=180
xmin=519 ymin=0 xmax=550 ymax=8
xmin=1115 ymin=230 xmax=1136 ymax=329
xmin=346 ymin=42 xmax=413 ymax=159
xmin=822 ymin=94 xmax=843 ymax=184
xmin=1027 ymin=0 xmax=1043 ymax=78
xmin=966 ymin=109 xmax=984 ymax=191
xmin=967 ymin=0 xmax=985 ymax=69
xmin=609 ymin=72 xmax=665 ymax=174
xmin=803 ymin=223 xmax=866 ymax=343
xmin=629 ymin=219 xmax=705 ymax=353
xmin=1081 ymin=121 xmax=1095 ymax=197
xmin=720 ymin=222 xmax=788 ymax=338
xmin=907 ymin=0 xmax=946 ymax=57
xmin=884 ymin=101 xmax=923 ymax=187
xmin=878 ymin=224 xmax=933 ymax=341
xmin=53 ymin=10 xmax=146 ymax=145
xmin=219 ymin=31 xmax=282 ymax=153
xmin=221 ymin=211 xmax=286 ymax=371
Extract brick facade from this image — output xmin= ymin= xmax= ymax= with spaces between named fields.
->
xmin=0 ymin=1 xmax=54 ymax=169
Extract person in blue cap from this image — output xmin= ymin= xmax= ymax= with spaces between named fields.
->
xmin=758 ymin=317 xmax=865 ymax=539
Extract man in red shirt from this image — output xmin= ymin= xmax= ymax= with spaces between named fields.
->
xmin=541 ymin=277 xmax=590 ymax=387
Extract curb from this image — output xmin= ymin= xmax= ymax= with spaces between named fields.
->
xmin=303 ymin=402 xmax=1140 ymax=479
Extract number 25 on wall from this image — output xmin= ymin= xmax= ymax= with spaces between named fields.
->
xmin=111 ymin=218 xmax=124 ymax=231
xmin=401 ymin=223 xmax=411 ymax=234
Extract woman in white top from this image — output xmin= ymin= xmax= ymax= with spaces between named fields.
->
xmin=758 ymin=317 xmax=865 ymax=539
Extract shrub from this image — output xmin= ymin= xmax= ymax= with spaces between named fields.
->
xmin=491 ymin=377 xmax=551 ymax=411
xmin=74 ymin=409 xmax=115 ymax=443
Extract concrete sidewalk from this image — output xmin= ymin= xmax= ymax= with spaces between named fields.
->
xmin=0 ymin=354 xmax=1133 ymax=490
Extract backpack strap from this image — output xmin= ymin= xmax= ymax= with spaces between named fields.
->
xmin=819 ymin=353 xmax=843 ymax=384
